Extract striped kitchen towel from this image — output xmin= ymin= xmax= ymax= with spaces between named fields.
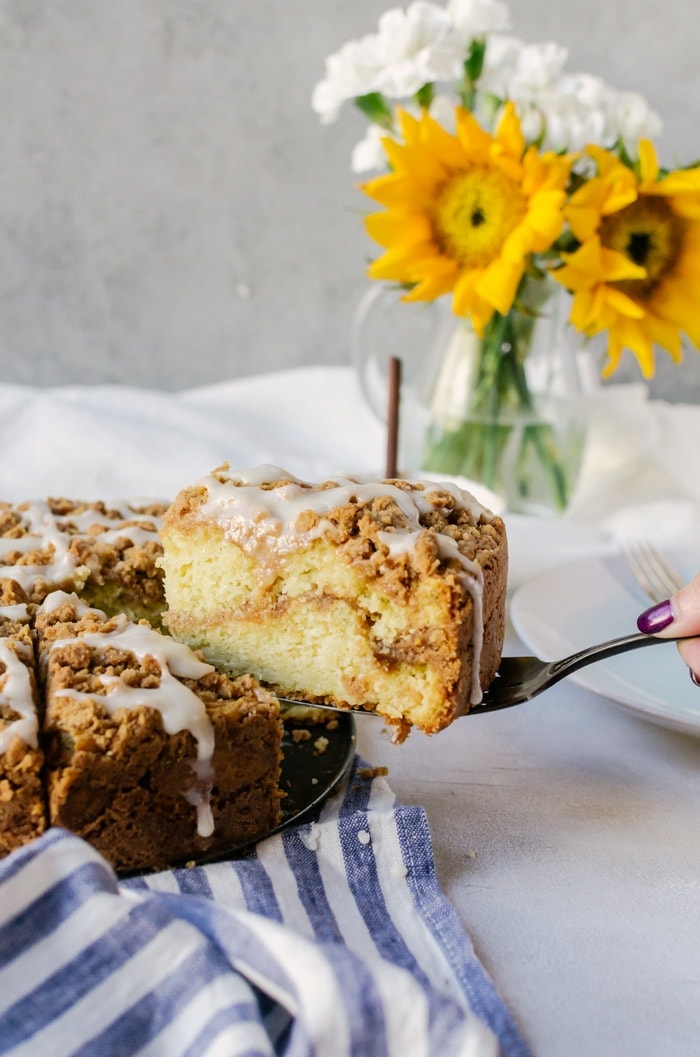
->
xmin=0 ymin=758 xmax=531 ymax=1057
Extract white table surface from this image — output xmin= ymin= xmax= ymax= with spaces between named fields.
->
xmin=2 ymin=366 xmax=700 ymax=1056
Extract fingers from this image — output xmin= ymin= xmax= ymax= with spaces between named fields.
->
xmin=637 ymin=571 xmax=700 ymax=638
xmin=637 ymin=571 xmax=700 ymax=688
xmin=678 ymin=639 xmax=700 ymax=685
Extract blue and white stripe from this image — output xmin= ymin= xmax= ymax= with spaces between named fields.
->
xmin=0 ymin=759 xmax=531 ymax=1057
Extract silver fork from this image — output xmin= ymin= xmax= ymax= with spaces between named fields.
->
xmin=278 ymin=631 xmax=686 ymax=716
xmin=622 ymin=540 xmax=685 ymax=604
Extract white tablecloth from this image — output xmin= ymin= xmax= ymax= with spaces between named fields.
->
xmin=1 ymin=366 xmax=700 ymax=1056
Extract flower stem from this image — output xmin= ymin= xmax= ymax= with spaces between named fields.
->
xmin=422 ymin=281 xmax=578 ymax=513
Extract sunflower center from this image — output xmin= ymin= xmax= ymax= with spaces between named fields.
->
xmin=600 ymin=196 xmax=685 ymax=298
xmin=433 ymin=167 xmax=527 ymax=268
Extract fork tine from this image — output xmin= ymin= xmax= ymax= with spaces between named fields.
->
xmin=647 ymin=544 xmax=685 ymax=594
xmin=623 ymin=540 xmax=685 ymax=603
xmin=623 ymin=544 xmax=666 ymax=603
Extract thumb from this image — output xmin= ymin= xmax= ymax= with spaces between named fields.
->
xmin=637 ymin=572 xmax=700 ymax=638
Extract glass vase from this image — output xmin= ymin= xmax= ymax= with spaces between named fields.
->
xmin=353 ymin=275 xmax=593 ymax=517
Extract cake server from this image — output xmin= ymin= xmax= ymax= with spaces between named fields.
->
xmin=278 ymin=631 xmax=688 ymax=716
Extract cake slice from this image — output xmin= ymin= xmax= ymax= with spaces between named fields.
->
xmin=0 ymin=602 xmax=47 ymax=855
xmin=58 ymin=498 xmax=168 ymax=624
xmin=160 ymin=464 xmax=508 ymax=739
xmin=35 ymin=592 xmax=283 ymax=873
xmin=0 ymin=497 xmax=167 ymax=624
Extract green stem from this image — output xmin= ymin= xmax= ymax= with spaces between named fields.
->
xmin=422 ymin=278 xmax=577 ymax=513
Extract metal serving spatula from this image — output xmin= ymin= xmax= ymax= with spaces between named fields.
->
xmin=279 ymin=631 xmax=687 ymax=717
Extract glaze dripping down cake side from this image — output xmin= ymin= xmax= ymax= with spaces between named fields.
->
xmin=160 ymin=465 xmax=508 ymax=739
xmin=34 ymin=592 xmax=283 ymax=873
xmin=0 ymin=603 xmax=47 ymax=855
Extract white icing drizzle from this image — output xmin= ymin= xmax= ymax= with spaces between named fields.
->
xmin=39 ymin=590 xmax=93 ymax=616
xmin=376 ymin=529 xmax=425 ymax=557
xmin=0 ymin=604 xmax=31 ymax=622
xmin=0 ymin=604 xmax=38 ymax=754
xmin=0 ymin=499 xmax=163 ymax=591
xmin=198 ymin=465 xmax=491 ymax=704
xmin=46 ymin=606 xmax=217 ymax=837
xmin=0 ymin=501 xmax=79 ymax=588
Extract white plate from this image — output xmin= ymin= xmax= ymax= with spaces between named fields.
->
xmin=510 ymin=549 xmax=700 ymax=736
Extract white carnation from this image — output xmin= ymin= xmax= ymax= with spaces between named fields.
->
xmin=312 ymin=39 xmax=384 ymax=124
xmin=477 ymin=34 xmax=524 ymax=97
xmin=312 ymin=1 xmax=465 ymax=124
xmin=518 ymin=76 xmax=663 ymax=154
xmin=506 ymin=41 xmax=569 ymax=96
xmin=446 ymin=0 xmax=512 ymax=38
xmin=371 ymin=2 xmax=466 ymax=96
xmin=607 ymin=90 xmax=663 ymax=151
xmin=478 ymin=35 xmax=568 ymax=102
xmin=352 ymin=124 xmax=393 ymax=173
xmin=530 ymin=73 xmax=613 ymax=152
xmin=536 ymin=93 xmax=609 ymax=153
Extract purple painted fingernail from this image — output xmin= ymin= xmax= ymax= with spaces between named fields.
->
xmin=690 ymin=669 xmax=700 ymax=688
xmin=636 ymin=599 xmax=674 ymax=634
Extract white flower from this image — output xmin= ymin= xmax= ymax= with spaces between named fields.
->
xmin=524 ymin=73 xmax=612 ymax=152
xmin=607 ymin=90 xmax=663 ymax=151
xmin=352 ymin=124 xmax=393 ymax=173
xmin=372 ymin=2 xmax=466 ymax=95
xmin=478 ymin=36 xmax=569 ymax=101
xmin=536 ymin=93 xmax=609 ymax=153
xmin=311 ymin=1 xmax=464 ymax=124
xmin=511 ymin=41 xmax=569 ymax=93
xmin=445 ymin=0 xmax=511 ymax=38
xmin=476 ymin=34 xmax=524 ymax=98
xmin=312 ymin=39 xmax=384 ymax=125
xmin=508 ymin=73 xmax=663 ymax=155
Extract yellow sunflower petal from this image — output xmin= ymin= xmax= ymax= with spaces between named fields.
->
xmin=477 ymin=257 xmax=524 ymax=315
xmin=452 ymin=269 xmax=496 ymax=330
xmin=364 ymin=210 xmax=433 ymax=248
xmin=494 ymin=101 xmax=525 ymax=162
xmin=603 ymin=286 xmax=646 ymax=320
xmin=622 ymin=320 xmax=657 ymax=378
xmin=396 ymin=108 xmax=422 ymax=145
xmin=360 ymin=171 xmax=437 ymax=209
xmin=525 ymin=191 xmax=567 ymax=247
xmin=652 ymin=276 xmax=696 ymax=320
xmin=402 ymin=269 xmax=459 ymax=302
xmin=568 ymin=288 xmax=598 ymax=333
xmin=367 ymin=242 xmax=443 ymax=282
xmin=601 ymin=334 xmax=624 ymax=378
xmin=416 ymin=109 xmax=467 ymax=171
xmin=643 ymin=311 xmax=683 ymax=360
xmin=551 ymin=262 xmax=595 ymax=294
xmin=638 ymin=139 xmax=660 ymax=186
xmin=586 ymin=144 xmax=623 ymax=177
xmin=454 ymin=107 xmax=493 ymax=161
xmin=599 ymin=247 xmax=647 ymax=283
xmin=381 ymin=138 xmax=448 ymax=185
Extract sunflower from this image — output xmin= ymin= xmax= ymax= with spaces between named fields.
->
xmin=361 ymin=102 xmax=573 ymax=334
xmin=552 ymin=142 xmax=700 ymax=377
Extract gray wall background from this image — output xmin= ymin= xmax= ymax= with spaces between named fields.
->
xmin=1 ymin=0 xmax=699 ymax=398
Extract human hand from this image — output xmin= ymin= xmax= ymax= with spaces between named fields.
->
xmin=637 ymin=571 xmax=700 ymax=685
